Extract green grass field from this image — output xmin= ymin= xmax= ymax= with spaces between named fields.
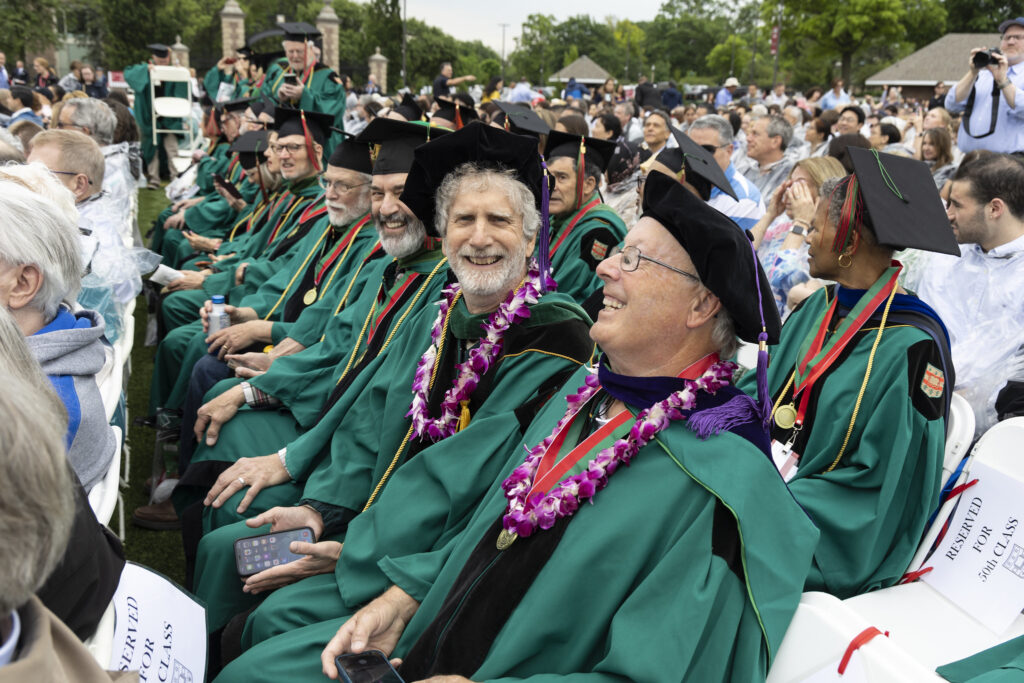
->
xmin=122 ymin=187 xmax=186 ymax=586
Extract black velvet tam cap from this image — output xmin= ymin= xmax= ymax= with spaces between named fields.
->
xmin=327 ymin=133 xmax=373 ymax=175
xmin=274 ymin=107 xmax=333 ymax=145
xmin=355 ymin=118 xmax=451 ymax=176
xmin=641 ymin=171 xmax=780 ymax=344
xmin=394 ymin=93 xmax=424 ymax=122
xmin=278 ymin=22 xmax=321 ymax=42
xmin=147 ymin=44 xmax=170 ymax=58
xmin=493 ymin=101 xmax=550 ymax=137
xmin=544 ymin=131 xmax=617 ymax=173
xmin=433 ymin=98 xmax=479 ymax=125
xmin=847 ymin=147 xmax=960 ymax=255
xmin=401 ymin=121 xmax=543 ymax=237
xmin=230 ymin=130 xmax=269 ymax=170
xmin=672 ymin=127 xmax=737 ymax=200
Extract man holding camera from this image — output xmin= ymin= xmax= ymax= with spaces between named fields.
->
xmin=945 ymin=18 xmax=1024 ymax=153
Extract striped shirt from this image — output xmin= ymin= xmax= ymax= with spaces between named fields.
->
xmin=708 ymin=163 xmax=765 ymax=232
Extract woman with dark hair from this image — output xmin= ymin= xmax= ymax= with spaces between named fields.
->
xmin=918 ymin=127 xmax=955 ymax=189
xmin=806 ymin=117 xmax=831 ymax=157
xmin=827 ymin=133 xmax=871 ymax=173
xmin=743 ymin=148 xmax=957 ymax=598
xmin=482 ymin=76 xmax=503 ymax=103
xmin=553 ymin=113 xmax=588 ymax=136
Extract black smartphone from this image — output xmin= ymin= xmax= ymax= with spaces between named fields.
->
xmin=233 ymin=526 xmax=314 ymax=577
xmin=213 ymin=173 xmax=244 ymax=200
xmin=283 ymin=73 xmax=300 ymax=86
xmin=335 ymin=651 xmax=404 ymax=683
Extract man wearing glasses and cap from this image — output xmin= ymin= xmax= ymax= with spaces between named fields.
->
xmin=124 ymin=43 xmax=189 ymax=188
xmin=261 ymin=23 xmax=346 ymax=147
xmin=946 ymin=17 xmax=1024 ymax=153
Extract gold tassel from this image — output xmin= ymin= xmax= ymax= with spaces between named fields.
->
xmin=457 ymin=399 xmax=471 ymax=432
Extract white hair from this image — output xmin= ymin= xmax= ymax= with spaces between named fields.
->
xmin=434 ymin=163 xmax=540 ymax=240
xmin=0 ymin=170 xmax=83 ymax=319
xmin=0 ymin=309 xmax=75 ymax=614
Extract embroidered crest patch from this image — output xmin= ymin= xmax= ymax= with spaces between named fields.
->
xmin=921 ymin=363 xmax=945 ymax=398
xmin=590 ymin=240 xmax=608 ymax=261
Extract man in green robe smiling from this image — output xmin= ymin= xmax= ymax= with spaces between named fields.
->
xmin=186 ymin=125 xmax=595 ymax=653
xmin=209 ymin=172 xmax=818 ymax=683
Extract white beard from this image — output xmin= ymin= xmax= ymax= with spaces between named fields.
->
xmin=448 ymin=238 xmax=530 ymax=300
xmin=375 ymin=211 xmax=427 ymax=258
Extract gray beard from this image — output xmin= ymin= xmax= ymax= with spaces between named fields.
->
xmin=448 ymin=238 xmax=530 ymax=300
xmin=376 ymin=212 xmax=427 ymax=258
xmin=327 ymin=202 xmax=366 ymax=227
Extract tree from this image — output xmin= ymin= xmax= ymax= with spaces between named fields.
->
xmin=773 ymin=0 xmax=907 ymax=85
xmin=1 ymin=0 xmax=63 ymax=60
xmin=945 ymin=0 xmax=1022 ymax=32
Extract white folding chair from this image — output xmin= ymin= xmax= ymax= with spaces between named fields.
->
xmin=88 ymin=426 xmax=125 ymax=539
xmin=149 ymin=65 xmax=194 ymax=150
xmin=767 ymin=592 xmax=944 ymax=681
xmin=83 ymin=601 xmax=116 ymax=667
xmin=842 ymin=418 xmax=1024 ymax=672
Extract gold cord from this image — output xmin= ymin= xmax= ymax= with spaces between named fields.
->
xmin=362 ymin=288 xmax=462 ymax=511
xmin=261 ymin=224 xmax=331 ymax=320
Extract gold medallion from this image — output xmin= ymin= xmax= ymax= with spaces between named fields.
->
xmin=496 ymin=529 xmax=517 ymax=550
xmin=303 ymin=287 xmax=317 ymax=305
xmin=774 ymin=403 xmax=798 ymax=430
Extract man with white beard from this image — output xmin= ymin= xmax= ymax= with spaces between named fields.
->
xmin=178 ymin=125 xmax=594 ymax=676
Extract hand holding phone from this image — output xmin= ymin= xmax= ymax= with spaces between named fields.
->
xmin=214 ymin=173 xmax=244 ymax=201
xmin=233 ymin=526 xmax=314 ymax=577
xmin=335 ymin=651 xmax=404 ymax=683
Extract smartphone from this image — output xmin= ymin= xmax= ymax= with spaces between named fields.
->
xmin=213 ymin=173 xmax=244 ymax=200
xmin=335 ymin=651 xmax=404 ymax=683
xmin=283 ymin=74 xmax=300 ymax=86
xmin=233 ymin=526 xmax=314 ymax=577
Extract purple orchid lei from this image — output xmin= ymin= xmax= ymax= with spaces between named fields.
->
xmin=408 ymin=258 xmax=554 ymax=442
xmin=500 ymin=359 xmax=736 ymax=538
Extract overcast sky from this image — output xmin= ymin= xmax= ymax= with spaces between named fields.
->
xmin=403 ymin=0 xmax=667 ymax=56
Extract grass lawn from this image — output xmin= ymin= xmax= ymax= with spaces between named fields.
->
xmin=122 ymin=187 xmax=186 ymax=586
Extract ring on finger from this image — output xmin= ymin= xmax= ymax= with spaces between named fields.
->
xmin=238 ymin=476 xmax=246 ymax=486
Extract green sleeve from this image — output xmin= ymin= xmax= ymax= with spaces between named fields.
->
xmin=548 ymin=211 xmax=626 ymax=305
xmin=203 ymin=67 xmax=229 ymax=98
xmin=185 ymin=195 xmax=238 ymax=237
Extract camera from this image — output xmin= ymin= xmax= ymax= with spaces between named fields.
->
xmin=973 ymin=48 xmax=1003 ymax=69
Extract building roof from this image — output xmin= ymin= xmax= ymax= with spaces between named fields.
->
xmin=865 ymin=33 xmax=1002 ymax=86
xmin=550 ymin=55 xmax=611 ymax=84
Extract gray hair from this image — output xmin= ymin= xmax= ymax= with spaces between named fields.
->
xmin=820 ymin=176 xmax=845 ymax=227
xmin=689 ymin=114 xmax=734 ymax=146
xmin=763 ymin=114 xmax=794 ymax=151
xmin=708 ymin=296 xmax=739 ymax=359
xmin=0 ymin=310 xmax=75 ymax=615
xmin=63 ymin=98 xmax=116 ymax=146
xmin=0 ymin=174 xmax=83 ymax=319
xmin=434 ymin=163 xmax=540 ymax=241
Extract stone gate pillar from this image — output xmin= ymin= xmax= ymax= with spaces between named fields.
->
xmin=220 ymin=0 xmax=246 ymax=59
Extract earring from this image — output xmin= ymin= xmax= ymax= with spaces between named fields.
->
xmin=837 ymin=253 xmax=853 ymax=268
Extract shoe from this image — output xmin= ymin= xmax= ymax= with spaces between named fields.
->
xmin=131 ymin=499 xmax=181 ymax=530
xmin=147 ymin=180 xmax=161 ymax=190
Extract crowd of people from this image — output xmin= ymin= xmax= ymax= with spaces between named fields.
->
xmin=3 ymin=14 xmax=1024 ymax=683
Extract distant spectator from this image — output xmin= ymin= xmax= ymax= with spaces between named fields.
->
xmin=562 ymin=77 xmax=588 ymax=100
xmin=820 ymin=77 xmax=851 ymax=110
xmin=826 ymin=133 xmax=872 ymax=173
xmin=591 ymin=112 xmax=622 ymax=141
xmin=741 ymin=83 xmax=762 ymax=107
xmin=765 ymin=82 xmax=788 ymax=106
xmin=633 ymin=75 xmax=660 ymax=110
xmin=57 ymin=61 xmax=84 ymax=93
xmin=81 ymin=65 xmax=108 ymax=99
xmin=639 ymin=109 xmax=673 ymax=158
xmin=555 ymin=113 xmax=588 ymax=136
xmin=716 ymin=76 xmax=740 ymax=108
xmin=364 ymin=73 xmax=380 ymax=95
xmin=688 ymin=114 xmax=767 ymax=233
xmin=805 ymin=117 xmax=831 ymax=157
xmin=614 ymin=101 xmax=642 ymax=144
xmin=0 ymin=52 xmax=8 ymax=90
xmin=11 ymin=59 xmax=28 ymax=85
xmin=661 ymin=80 xmax=683 ymax=110
xmin=7 ymin=86 xmax=43 ymax=127
xmin=432 ymin=61 xmax=475 ymax=101
xmin=870 ymin=121 xmax=905 ymax=153
xmin=31 ymin=58 xmax=57 ymax=90
xmin=918 ymin=127 xmax=957 ymax=188
xmin=596 ymin=77 xmax=617 ymax=103
xmin=928 ymin=81 xmax=949 ymax=110
xmin=482 ymin=76 xmax=503 ymax=103
xmin=742 ymin=114 xmax=795 ymax=197
xmin=836 ymin=105 xmax=865 ymax=136
xmin=509 ymin=76 xmax=534 ymax=104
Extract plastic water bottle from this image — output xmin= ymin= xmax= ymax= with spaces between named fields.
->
xmin=208 ymin=295 xmax=231 ymax=335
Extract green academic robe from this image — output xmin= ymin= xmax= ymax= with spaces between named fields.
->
xmin=194 ymin=293 xmax=593 ymax=633
xmin=261 ymin=61 xmax=346 ymax=153
xmin=740 ymin=284 xmax=947 ymax=598
xmin=172 ymin=249 xmax=448 ymax=515
xmin=212 ymin=364 xmax=818 ymax=683
xmin=546 ymin=194 xmax=626 ymax=304
xmin=123 ymin=62 xmax=188 ymax=167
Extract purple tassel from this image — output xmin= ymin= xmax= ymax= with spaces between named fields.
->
xmin=757 ymin=331 xmax=770 ymax=426
xmin=686 ymin=394 xmax=760 ymax=440
xmin=538 ymin=161 xmax=552 ymax=293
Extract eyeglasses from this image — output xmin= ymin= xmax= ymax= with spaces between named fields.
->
xmin=55 ymin=121 xmax=84 ymax=131
xmin=700 ymin=143 xmax=730 ymax=154
xmin=244 ymin=118 xmax=267 ymax=128
xmin=48 ymin=169 xmax=93 ymax=185
xmin=270 ymin=142 xmax=305 ymax=154
xmin=609 ymin=245 xmax=699 ymax=281
xmin=1003 ymin=34 xmax=1024 ymax=42
xmin=318 ymin=177 xmax=370 ymax=193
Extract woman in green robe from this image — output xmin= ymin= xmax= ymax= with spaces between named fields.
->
xmin=741 ymin=148 xmax=960 ymax=599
